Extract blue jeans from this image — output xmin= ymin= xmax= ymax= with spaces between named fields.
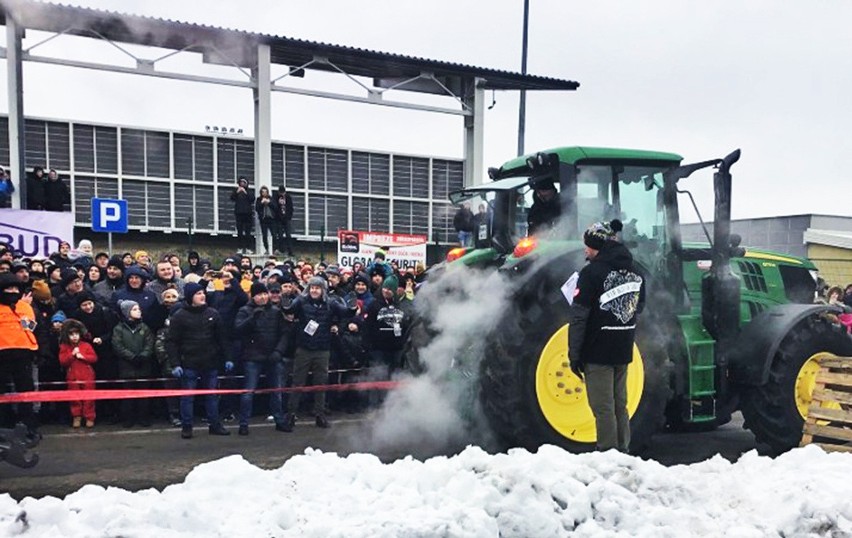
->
xmin=239 ymin=360 xmax=286 ymax=427
xmin=179 ymin=368 xmax=220 ymax=427
xmin=457 ymin=230 xmax=472 ymax=247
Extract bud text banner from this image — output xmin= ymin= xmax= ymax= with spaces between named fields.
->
xmin=0 ymin=209 xmax=75 ymax=258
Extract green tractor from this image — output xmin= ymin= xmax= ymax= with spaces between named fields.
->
xmin=411 ymin=146 xmax=852 ymax=454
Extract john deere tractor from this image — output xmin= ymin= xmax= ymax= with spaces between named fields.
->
xmin=411 ymin=146 xmax=852 ymax=454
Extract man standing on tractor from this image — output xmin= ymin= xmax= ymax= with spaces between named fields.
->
xmin=567 ymin=219 xmax=644 ymax=452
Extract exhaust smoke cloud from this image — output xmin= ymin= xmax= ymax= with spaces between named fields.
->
xmin=366 ymin=264 xmax=512 ymax=458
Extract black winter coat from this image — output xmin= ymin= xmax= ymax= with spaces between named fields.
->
xmin=527 ymin=192 xmax=562 ymax=235
xmin=453 ymin=207 xmax=474 ymax=233
xmin=339 ymin=328 xmax=368 ymax=368
xmin=165 ymin=304 xmax=231 ymax=371
xmin=234 ymin=302 xmax=293 ymax=362
xmin=363 ymin=296 xmax=408 ymax=352
xmin=230 ymin=187 xmax=254 ymax=216
xmin=207 ymin=284 xmax=248 ymax=340
xmin=43 ymin=178 xmax=70 ymax=211
xmin=567 ymin=241 xmax=645 ymax=366
xmin=286 ymin=293 xmax=352 ymax=351
xmin=275 ymin=192 xmax=294 ymax=222
xmin=72 ymin=303 xmax=118 ymax=378
xmin=26 ymin=175 xmax=46 ymax=210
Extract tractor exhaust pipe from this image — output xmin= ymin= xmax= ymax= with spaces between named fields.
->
xmin=703 ymin=149 xmax=741 ymax=404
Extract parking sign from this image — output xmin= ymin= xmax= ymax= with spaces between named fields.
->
xmin=91 ymin=198 xmax=128 ymax=233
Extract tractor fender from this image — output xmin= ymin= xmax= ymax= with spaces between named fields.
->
xmin=728 ymin=303 xmax=843 ymax=386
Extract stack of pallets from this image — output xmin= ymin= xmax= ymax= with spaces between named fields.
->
xmin=801 ymin=355 xmax=852 ymax=453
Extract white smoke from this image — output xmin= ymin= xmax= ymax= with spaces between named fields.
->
xmin=367 ymin=264 xmax=512 ymax=457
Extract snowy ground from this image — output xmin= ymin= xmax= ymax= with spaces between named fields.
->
xmin=1 ymin=444 xmax=850 ymax=537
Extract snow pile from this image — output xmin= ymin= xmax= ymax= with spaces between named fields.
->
xmin=2 ymin=444 xmax=851 ymax=537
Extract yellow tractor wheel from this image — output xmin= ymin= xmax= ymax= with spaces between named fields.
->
xmin=534 ymin=324 xmax=645 ymax=444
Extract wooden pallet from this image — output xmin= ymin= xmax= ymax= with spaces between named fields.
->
xmin=801 ymin=355 xmax=852 ymax=452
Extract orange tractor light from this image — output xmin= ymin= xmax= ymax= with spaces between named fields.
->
xmin=513 ymin=237 xmax=539 ymax=258
xmin=446 ymin=247 xmax=468 ymax=262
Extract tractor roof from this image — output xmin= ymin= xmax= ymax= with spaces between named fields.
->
xmin=494 ymin=146 xmax=683 ymax=179
xmin=449 ymin=176 xmax=530 ymax=204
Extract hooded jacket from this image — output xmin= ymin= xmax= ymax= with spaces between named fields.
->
xmin=111 ymin=266 xmax=159 ymax=327
xmin=111 ymin=306 xmax=156 ymax=380
xmin=567 ymin=240 xmax=645 ymax=366
xmin=58 ymin=319 xmax=98 ymax=382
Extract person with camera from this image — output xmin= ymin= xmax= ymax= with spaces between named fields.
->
xmin=230 ymin=177 xmax=255 ymax=254
xmin=233 ymin=282 xmax=294 ymax=435
xmin=165 ymin=282 xmax=233 ymax=439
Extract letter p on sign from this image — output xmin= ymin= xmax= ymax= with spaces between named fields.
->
xmin=91 ymin=198 xmax=128 ymax=233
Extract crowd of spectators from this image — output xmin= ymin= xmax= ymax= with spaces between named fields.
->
xmin=0 ymin=240 xmax=425 ymax=440
xmin=816 ymin=281 xmax=852 ymax=332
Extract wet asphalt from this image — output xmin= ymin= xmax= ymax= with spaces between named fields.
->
xmin=0 ymin=412 xmax=762 ymax=500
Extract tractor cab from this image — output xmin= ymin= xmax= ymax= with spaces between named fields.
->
xmin=449 ymin=147 xmax=682 ymax=272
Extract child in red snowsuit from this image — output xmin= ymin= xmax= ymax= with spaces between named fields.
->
xmin=58 ymin=319 xmax=98 ymax=428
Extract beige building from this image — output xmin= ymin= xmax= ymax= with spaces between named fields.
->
xmin=803 ymin=230 xmax=852 ymax=288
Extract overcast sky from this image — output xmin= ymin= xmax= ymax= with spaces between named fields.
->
xmin=2 ymin=0 xmax=850 ymax=221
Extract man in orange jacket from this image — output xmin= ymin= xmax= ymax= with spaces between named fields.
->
xmin=0 ymin=273 xmax=41 ymax=441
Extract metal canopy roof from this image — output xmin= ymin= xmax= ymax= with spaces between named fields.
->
xmin=0 ymin=0 xmax=580 ymax=94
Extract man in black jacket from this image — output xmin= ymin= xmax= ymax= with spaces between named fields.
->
xmin=281 ymin=277 xmax=352 ymax=430
xmin=230 ymin=177 xmax=254 ymax=254
xmin=165 ymin=282 xmax=233 ymax=438
xmin=567 ymin=219 xmax=644 ymax=452
xmin=233 ymin=282 xmax=293 ymax=435
xmin=275 ymin=186 xmax=295 ymax=256
xmin=26 ymin=166 xmax=47 ymax=210
xmin=363 ymin=275 xmax=409 ymax=379
xmin=453 ymin=202 xmax=474 ymax=246
xmin=43 ymin=169 xmax=70 ymax=212
xmin=527 ymin=181 xmax=561 ymax=235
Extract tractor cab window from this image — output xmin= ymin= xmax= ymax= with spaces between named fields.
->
xmin=575 ymin=164 xmax=667 ymax=249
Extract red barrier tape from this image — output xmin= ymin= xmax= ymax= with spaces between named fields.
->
xmin=0 ymin=380 xmax=402 ymax=404
xmin=33 ymin=368 xmax=364 ymax=388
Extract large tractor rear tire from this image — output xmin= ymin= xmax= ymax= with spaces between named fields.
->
xmin=480 ymin=286 xmax=670 ymax=454
xmin=740 ymin=318 xmax=852 ymax=454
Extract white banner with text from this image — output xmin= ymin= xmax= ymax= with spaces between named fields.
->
xmin=0 ymin=209 xmax=75 ymax=258
xmin=337 ymin=230 xmax=427 ymax=271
